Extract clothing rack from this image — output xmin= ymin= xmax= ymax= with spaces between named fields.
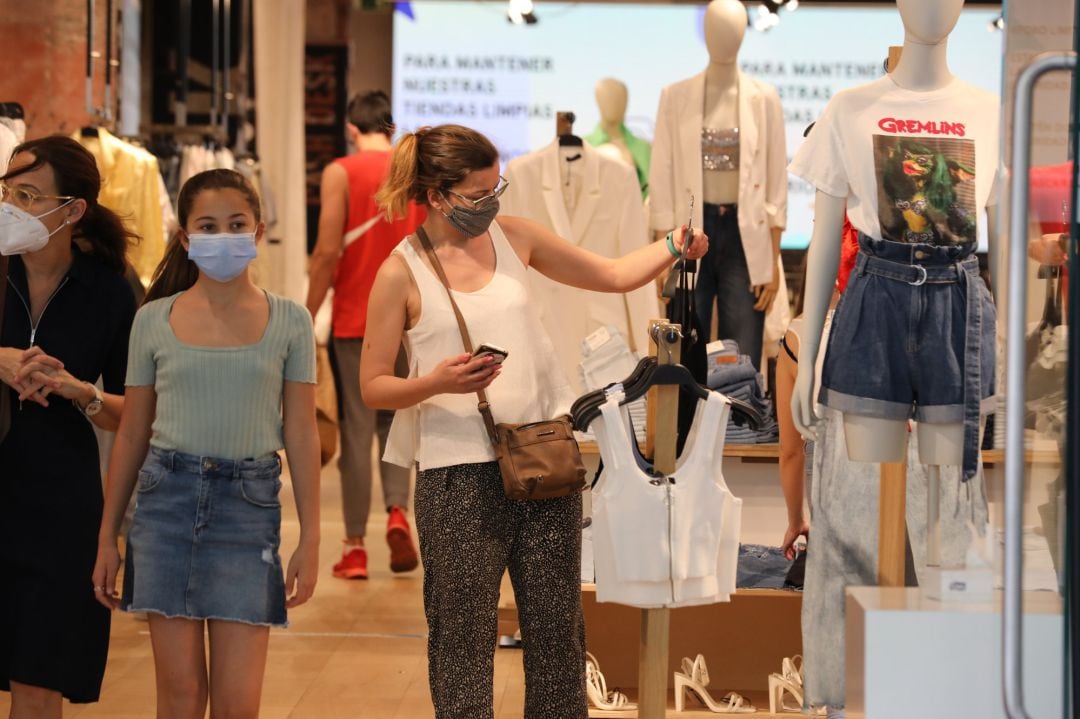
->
xmin=636 ymin=319 xmax=684 ymax=718
xmin=85 ymin=0 xmax=119 ymax=124
xmin=140 ymin=123 xmax=229 ymax=144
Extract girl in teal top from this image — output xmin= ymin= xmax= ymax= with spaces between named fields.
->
xmin=92 ymin=169 xmax=320 ymax=718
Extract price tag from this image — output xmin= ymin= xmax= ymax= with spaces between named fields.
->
xmin=584 ymin=326 xmax=612 ymax=353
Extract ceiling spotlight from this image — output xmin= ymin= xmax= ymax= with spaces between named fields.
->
xmin=753 ymin=5 xmax=780 ymax=32
xmin=508 ymin=0 xmax=537 ymax=25
xmin=785 ymin=0 xmax=799 ymax=11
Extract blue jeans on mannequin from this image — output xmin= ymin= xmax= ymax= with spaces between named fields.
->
xmin=696 ymin=203 xmax=765 ymax=370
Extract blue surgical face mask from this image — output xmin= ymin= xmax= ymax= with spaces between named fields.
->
xmin=186 ymin=232 xmax=258 ymax=283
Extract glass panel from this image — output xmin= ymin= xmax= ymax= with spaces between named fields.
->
xmin=999 ymin=1 xmax=1076 ymax=715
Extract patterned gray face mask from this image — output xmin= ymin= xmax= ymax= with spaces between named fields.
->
xmin=439 ymin=195 xmax=500 ymax=239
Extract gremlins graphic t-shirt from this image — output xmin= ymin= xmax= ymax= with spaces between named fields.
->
xmin=790 ymin=75 xmax=1001 ymax=246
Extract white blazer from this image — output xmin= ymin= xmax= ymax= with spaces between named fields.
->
xmin=649 ymin=70 xmax=788 ymax=287
xmin=501 ymin=141 xmax=661 ymax=393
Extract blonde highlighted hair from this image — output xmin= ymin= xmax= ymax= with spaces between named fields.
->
xmin=376 ymin=124 xmax=499 ymax=220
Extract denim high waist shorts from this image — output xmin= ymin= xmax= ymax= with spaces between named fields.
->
xmin=122 ymin=447 xmax=287 ymax=626
xmin=818 ymin=234 xmax=996 ymax=479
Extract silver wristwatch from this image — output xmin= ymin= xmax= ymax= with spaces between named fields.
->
xmin=76 ymin=383 xmax=104 ymax=417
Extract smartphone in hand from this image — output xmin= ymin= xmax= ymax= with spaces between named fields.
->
xmin=472 ymin=343 xmax=509 ymax=364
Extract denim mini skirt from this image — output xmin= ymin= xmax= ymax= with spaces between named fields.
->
xmin=122 ymin=447 xmax=287 ymax=626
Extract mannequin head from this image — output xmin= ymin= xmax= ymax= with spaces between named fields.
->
xmin=594 ymin=78 xmax=628 ymax=127
xmin=703 ymin=0 xmax=747 ymax=64
xmin=897 ymin=0 xmax=963 ymax=45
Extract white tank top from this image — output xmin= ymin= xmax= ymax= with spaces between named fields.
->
xmin=591 ymin=390 xmax=741 ymax=608
xmin=383 ymin=221 xmax=574 ymax=472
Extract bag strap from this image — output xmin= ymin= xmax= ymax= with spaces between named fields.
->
xmin=0 ymin=255 xmax=8 ymax=338
xmin=342 ymin=213 xmax=381 ymax=248
xmin=414 ymin=227 xmax=499 ymax=444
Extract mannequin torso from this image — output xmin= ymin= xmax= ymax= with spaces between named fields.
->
xmin=789 ymin=0 xmax=995 ymax=470
xmin=701 ymin=1 xmax=745 ymax=206
xmin=597 ymin=121 xmax=634 ymax=169
xmin=702 ymin=62 xmax=740 ymax=205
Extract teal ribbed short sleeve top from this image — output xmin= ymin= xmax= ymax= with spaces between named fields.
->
xmin=126 ymin=290 xmax=317 ymax=460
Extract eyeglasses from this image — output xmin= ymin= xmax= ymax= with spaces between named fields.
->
xmin=0 ymin=181 xmax=75 ymax=210
xmin=444 ymin=176 xmax=509 ymax=210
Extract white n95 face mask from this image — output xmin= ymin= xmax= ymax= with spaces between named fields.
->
xmin=186 ymin=233 xmax=259 ymax=283
xmin=0 ymin=201 xmax=72 ymax=255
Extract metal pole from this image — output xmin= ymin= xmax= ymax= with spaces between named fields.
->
xmin=223 ymin=0 xmax=232 ymax=139
xmin=211 ymin=0 xmax=220 ymax=128
xmin=104 ymin=0 xmax=113 ymax=120
xmin=177 ymin=0 xmax=191 ymax=127
xmin=86 ymin=0 xmax=95 ymax=118
xmin=1004 ymin=50 xmax=1077 ymax=719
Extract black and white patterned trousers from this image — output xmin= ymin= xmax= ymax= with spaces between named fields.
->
xmin=415 ymin=461 xmax=587 ymax=719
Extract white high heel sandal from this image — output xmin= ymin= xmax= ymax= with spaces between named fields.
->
xmin=585 ymin=651 xmax=637 ymax=715
xmin=768 ymin=654 xmax=822 ymax=715
xmin=673 ymin=654 xmax=755 ymax=714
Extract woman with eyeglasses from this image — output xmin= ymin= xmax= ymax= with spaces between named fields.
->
xmin=361 ymin=124 xmax=708 ymax=718
xmin=0 ymin=136 xmax=137 ymax=714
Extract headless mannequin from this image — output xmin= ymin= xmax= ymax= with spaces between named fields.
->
xmin=654 ymin=0 xmax=783 ymax=347
xmin=792 ymin=0 xmax=997 ymax=486
xmin=594 ymin=78 xmax=634 ymax=169
xmin=702 ymin=0 xmax=743 ymax=206
xmin=652 ymin=0 xmax=746 ymax=244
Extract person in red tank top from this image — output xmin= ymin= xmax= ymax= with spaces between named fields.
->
xmin=305 ymin=91 xmax=426 ymax=579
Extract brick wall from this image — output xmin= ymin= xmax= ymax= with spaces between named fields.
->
xmin=0 ymin=1 xmax=112 ymax=139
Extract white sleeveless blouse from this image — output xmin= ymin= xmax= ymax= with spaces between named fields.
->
xmin=384 ymin=221 xmax=575 ymax=472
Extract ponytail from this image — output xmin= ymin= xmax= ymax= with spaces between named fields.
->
xmin=376 ymin=124 xmax=498 ymax=221
xmin=376 ymin=130 xmax=422 ymax=221
xmin=75 ymin=201 xmax=137 ymax=273
xmin=144 ymin=233 xmax=199 ymax=303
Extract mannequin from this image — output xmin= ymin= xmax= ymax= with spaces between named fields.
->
xmin=701 ymin=0 xmax=744 ymax=206
xmin=790 ymin=0 xmax=999 ymax=482
xmin=649 ymin=0 xmax=788 ymax=368
xmin=594 ymin=79 xmax=633 ymax=168
xmin=586 ymin=78 xmax=651 ymax=197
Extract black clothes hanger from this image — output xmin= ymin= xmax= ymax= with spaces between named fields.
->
xmin=556 ymin=109 xmax=583 ymax=147
xmin=0 ymin=102 xmax=24 ymax=120
xmin=571 ymin=357 xmax=764 ymax=433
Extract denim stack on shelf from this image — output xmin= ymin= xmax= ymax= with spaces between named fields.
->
xmin=706 ymin=340 xmax=779 ymax=444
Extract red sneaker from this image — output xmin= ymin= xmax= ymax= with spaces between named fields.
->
xmin=332 ymin=543 xmax=368 ymax=580
xmin=386 ymin=506 xmax=419 ymax=573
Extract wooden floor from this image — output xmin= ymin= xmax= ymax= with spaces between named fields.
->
xmin=0 ymin=464 xmax=535 ymax=718
xmin=1 ymin=463 xmax=811 ymax=718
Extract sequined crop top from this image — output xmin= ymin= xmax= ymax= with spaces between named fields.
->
xmin=702 ymin=128 xmax=740 ymax=171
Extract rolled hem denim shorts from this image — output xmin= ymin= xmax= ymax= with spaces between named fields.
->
xmin=818 ymin=234 xmax=996 ymax=478
xmin=122 ymin=447 xmax=288 ymax=627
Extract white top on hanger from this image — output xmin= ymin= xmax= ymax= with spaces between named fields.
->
xmin=591 ymin=390 xmax=741 ymax=608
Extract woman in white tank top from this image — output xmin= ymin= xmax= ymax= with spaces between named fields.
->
xmin=358 ymin=124 xmax=707 ymax=719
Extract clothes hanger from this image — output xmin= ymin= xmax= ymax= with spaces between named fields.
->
xmin=571 ymin=356 xmax=764 ymax=432
xmin=0 ymin=102 xmax=25 ymax=120
xmin=556 ymin=110 xmax=584 ymax=147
